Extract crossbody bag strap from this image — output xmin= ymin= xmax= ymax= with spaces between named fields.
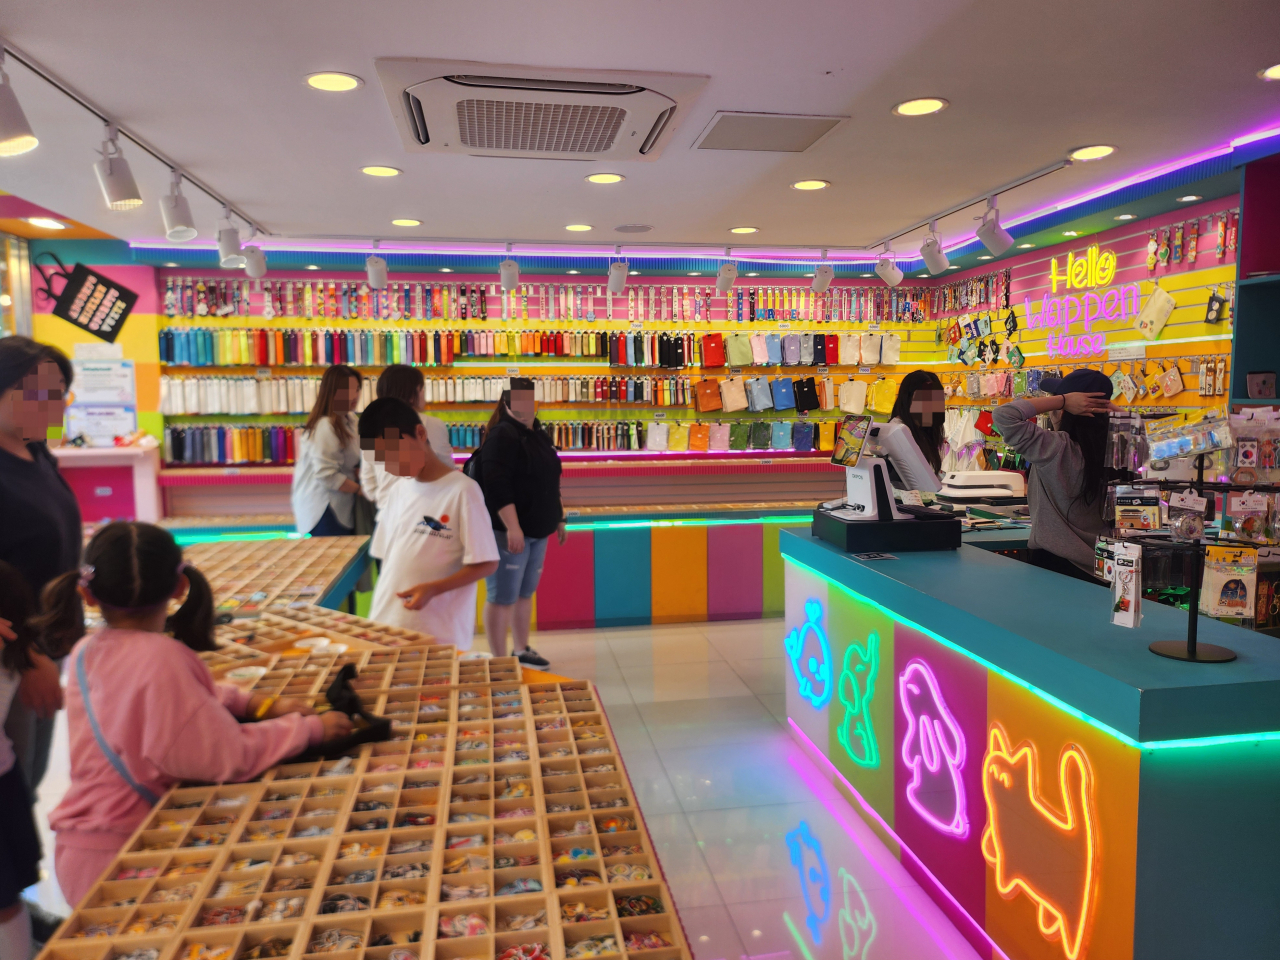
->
xmin=76 ymin=643 xmax=160 ymax=805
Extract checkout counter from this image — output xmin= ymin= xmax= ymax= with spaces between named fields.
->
xmin=782 ymin=527 xmax=1280 ymax=960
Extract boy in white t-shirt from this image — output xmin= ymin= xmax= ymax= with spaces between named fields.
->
xmin=359 ymin=398 xmax=499 ymax=648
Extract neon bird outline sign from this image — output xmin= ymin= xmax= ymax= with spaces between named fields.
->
xmin=981 ymin=724 xmax=1098 ymax=960
xmin=898 ymin=658 xmax=968 ymax=838
xmin=786 ymin=599 xmax=834 ymax=709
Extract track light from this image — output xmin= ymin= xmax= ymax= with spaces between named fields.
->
xmin=920 ymin=221 xmax=949 ymax=275
xmin=811 ymin=264 xmax=834 ymax=293
xmin=159 ymin=170 xmax=197 ymax=242
xmin=93 ymin=125 xmax=142 ymax=210
xmin=0 ymin=52 xmax=37 ymax=157
xmin=217 ymin=213 xmax=245 ymax=268
xmin=975 ymin=196 xmax=1014 ymax=256
xmin=716 ymin=263 xmax=738 ymax=294
xmin=607 ymin=261 xmax=629 ymax=295
xmin=366 ymin=254 xmax=388 ymax=290
xmin=243 ymin=245 xmax=266 ymax=279
xmin=874 ymin=245 xmax=903 ymax=287
xmin=500 ymin=259 xmax=519 ymax=292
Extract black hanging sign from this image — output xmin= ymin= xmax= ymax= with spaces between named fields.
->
xmin=49 ymin=263 xmax=138 ymax=343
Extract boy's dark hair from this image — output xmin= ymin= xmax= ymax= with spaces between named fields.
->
xmin=358 ymin=397 xmax=424 ymax=447
xmin=376 ymin=364 xmax=425 ymax=406
xmin=33 ymin=522 xmax=215 ymax=654
xmin=0 ymin=559 xmax=40 ymax=671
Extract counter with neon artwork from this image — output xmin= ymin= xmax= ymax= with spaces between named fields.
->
xmin=779 ymin=529 xmax=1280 ymax=960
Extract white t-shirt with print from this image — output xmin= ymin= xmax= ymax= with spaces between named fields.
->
xmin=369 ymin=470 xmax=499 ymax=648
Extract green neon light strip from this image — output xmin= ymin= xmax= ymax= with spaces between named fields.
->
xmin=565 ymin=515 xmax=810 ymax=531
xmin=785 ymin=554 xmax=1280 ymax=751
xmin=782 ymin=911 xmax=817 ymax=960
xmin=172 ymin=531 xmax=307 ymax=546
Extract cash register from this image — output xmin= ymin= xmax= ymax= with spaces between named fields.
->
xmin=812 ymin=456 xmax=961 ymax=553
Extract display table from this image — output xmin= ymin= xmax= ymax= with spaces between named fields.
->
xmin=53 ymin=445 xmax=163 ymax=523
xmin=780 ymin=530 xmax=1280 ymax=960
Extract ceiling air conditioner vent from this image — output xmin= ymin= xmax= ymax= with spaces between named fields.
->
xmin=376 ymin=58 xmax=706 ymax=161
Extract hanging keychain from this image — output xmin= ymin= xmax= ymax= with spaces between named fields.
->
xmin=1172 ymin=223 xmax=1184 ymax=264
xmin=1187 ymin=217 xmax=1199 ymax=264
xmin=1157 ymin=227 xmax=1171 ymax=267
xmin=1146 ymin=231 xmax=1158 ymax=272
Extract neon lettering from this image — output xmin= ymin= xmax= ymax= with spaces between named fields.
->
xmin=786 ymin=821 xmax=832 ymax=944
xmin=837 ymin=868 xmax=877 ymax=960
xmin=1026 ymin=282 xmax=1142 ymax=359
xmin=836 ymin=632 xmax=879 ymax=767
xmin=898 ymin=659 xmax=968 ymax=838
xmin=981 ymin=725 xmax=1098 ymax=960
xmin=785 ymin=600 xmax=833 ymax=709
xmin=1049 ymin=245 xmax=1118 ymax=293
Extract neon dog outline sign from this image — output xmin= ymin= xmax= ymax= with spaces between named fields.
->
xmin=898 ymin=659 xmax=968 ymax=838
xmin=981 ymin=724 xmax=1098 ymax=960
xmin=836 ymin=633 xmax=880 ymax=768
xmin=785 ymin=599 xmax=834 ymax=710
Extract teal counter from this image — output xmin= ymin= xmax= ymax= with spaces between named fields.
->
xmin=781 ymin=530 xmax=1280 ymax=960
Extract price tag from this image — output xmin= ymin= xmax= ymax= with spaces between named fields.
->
xmin=630 ymin=321 xmax=642 ymax=330
xmin=653 ymin=411 xmax=666 ymax=419
xmin=506 ymin=367 xmax=521 ymax=375
xmin=1108 ymin=342 xmax=1146 ymax=361
xmin=256 ymin=367 xmax=271 ymax=379
xmin=225 ymin=468 xmax=241 ymax=476
xmin=730 ymin=367 xmax=743 ymax=375
xmin=817 ymin=366 xmax=829 ymax=374
xmin=565 ymin=509 xmax=582 ymax=517
xmin=760 ymin=458 xmax=773 ymax=464
xmin=778 ymin=323 xmax=791 ymax=330
xmin=859 ymin=366 xmax=871 ymax=374
xmin=990 ymin=398 xmax=999 ymax=405
xmin=868 ymin=323 xmax=881 ymax=331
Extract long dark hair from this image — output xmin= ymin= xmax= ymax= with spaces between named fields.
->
xmin=486 ymin=377 xmax=535 ymax=434
xmin=889 ymin=370 xmax=944 ymax=474
xmin=0 ymin=560 xmax=40 ymax=671
xmin=0 ymin=335 xmax=73 ymax=397
xmin=303 ymin=365 xmax=362 ymax=445
xmin=33 ymin=522 xmax=215 ymax=654
xmin=1060 ymin=411 xmax=1109 ymax=506
xmin=376 ymin=364 xmax=424 ymax=406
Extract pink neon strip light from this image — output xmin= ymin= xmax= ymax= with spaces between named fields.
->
xmin=787 ymin=717 xmax=1011 ymax=960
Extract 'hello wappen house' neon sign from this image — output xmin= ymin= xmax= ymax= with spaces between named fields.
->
xmin=1024 ymin=246 xmax=1142 ymax=359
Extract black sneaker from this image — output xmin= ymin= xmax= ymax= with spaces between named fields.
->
xmin=517 ymin=648 xmax=550 ymax=668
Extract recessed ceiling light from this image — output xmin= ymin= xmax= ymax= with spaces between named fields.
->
xmin=307 ymin=72 xmax=363 ymax=92
xmin=391 ymin=218 xmax=421 ymax=227
xmin=860 ymin=272 xmax=873 ymax=277
xmin=746 ymin=272 xmax=759 ymax=276
xmin=1069 ymin=145 xmax=1115 ymax=161
xmin=586 ymin=173 xmax=624 ymax=184
xmin=804 ymin=273 xmax=814 ymax=277
xmin=1017 ymin=243 xmax=1035 ymax=248
xmin=730 ymin=226 xmax=758 ymax=234
xmin=0 ymin=294 xmax=10 ymax=307
xmin=25 ymin=216 xmax=66 ymax=230
xmin=565 ymin=224 xmax=593 ymax=232
xmin=361 ymin=165 xmax=401 ymax=177
xmin=1114 ymin=213 xmax=1135 ymax=220
xmin=1063 ymin=230 xmax=1079 ymax=237
xmin=566 ymin=270 xmax=580 ymax=274
xmin=1259 ymin=64 xmax=1280 ymax=81
xmin=687 ymin=272 xmax=701 ymax=276
xmin=977 ymin=255 xmax=992 ymax=260
xmin=790 ymin=179 xmax=829 ymax=191
xmin=439 ymin=267 xmax=453 ymax=272
xmin=305 ymin=264 xmax=319 ymax=270
xmin=628 ymin=270 xmax=640 ymax=275
xmin=163 ymin=262 xmax=179 ymax=267
xmin=1177 ymin=195 xmax=1202 ymax=202
xmin=892 ymin=97 xmax=949 ymax=116
xmin=918 ymin=272 xmax=929 ymax=277
xmin=948 ymin=264 xmax=960 ymax=269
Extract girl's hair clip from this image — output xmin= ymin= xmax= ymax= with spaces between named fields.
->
xmin=77 ymin=565 xmax=95 ymax=589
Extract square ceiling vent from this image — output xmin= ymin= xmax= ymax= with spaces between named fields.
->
xmin=693 ymin=112 xmax=845 ymax=152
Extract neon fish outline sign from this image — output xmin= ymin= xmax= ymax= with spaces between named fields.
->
xmin=898 ymin=659 xmax=968 ymax=838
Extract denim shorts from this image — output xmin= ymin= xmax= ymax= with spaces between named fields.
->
xmin=484 ymin=532 xmax=549 ymax=605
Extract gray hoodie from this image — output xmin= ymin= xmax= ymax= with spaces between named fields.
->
xmin=992 ymin=399 xmax=1109 ymax=572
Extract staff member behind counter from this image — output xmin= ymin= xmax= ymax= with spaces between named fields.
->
xmin=992 ymin=368 xmax=1119 ymax=581
xmin=869 ymin=370 xmax=945 ymax=493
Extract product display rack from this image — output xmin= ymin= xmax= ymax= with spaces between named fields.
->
xmin=183 ymin=537 xmax=369 ymax=615
xmin=38 ymin=632 xmax=691 ymax=960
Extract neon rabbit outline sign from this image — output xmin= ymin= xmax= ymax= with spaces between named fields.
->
xmin=898 ymin=658 xmax=968 ymax=838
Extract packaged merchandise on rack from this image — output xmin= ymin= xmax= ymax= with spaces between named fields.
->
xmin=1200 ymin=545 xmax=1258 ymax=618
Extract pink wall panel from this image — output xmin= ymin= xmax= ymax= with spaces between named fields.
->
xmin=536 ymin=530 xmax=596 ymax=630
xmin=706 ymin=523 xmax=763 ymax=621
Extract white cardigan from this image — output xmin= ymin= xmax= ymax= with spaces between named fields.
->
xmin=291 ymin=414 xmax=360 ymax=533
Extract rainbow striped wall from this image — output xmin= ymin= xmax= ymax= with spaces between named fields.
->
xmin=530 ymin=516 xmax=811 ymax=630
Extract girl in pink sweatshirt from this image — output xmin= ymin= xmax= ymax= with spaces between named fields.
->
xmin=39 ymin=522 xmax=353 ymax=907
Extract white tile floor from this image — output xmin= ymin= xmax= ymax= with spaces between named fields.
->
xmin=28 ymin=618 xmax=981 ymax=960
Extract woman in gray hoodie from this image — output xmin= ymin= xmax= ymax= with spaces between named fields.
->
xmin=992 ymin=369 xmax=1118 ymax=581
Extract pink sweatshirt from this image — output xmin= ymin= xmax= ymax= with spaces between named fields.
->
xmin=51 ymin=627 xmax=324 ymax=857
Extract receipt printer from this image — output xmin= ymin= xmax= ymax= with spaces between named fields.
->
xmin=812 ymin=457 xmax=961 ymax=553
xmin=937 ymin=470 xmax=1027 ymax=505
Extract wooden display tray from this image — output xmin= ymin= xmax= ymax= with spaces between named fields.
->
xmin=184 ymin=539 xmax=368 ymax=616
xmin=40 ymin=654 xmax=688 ymax=960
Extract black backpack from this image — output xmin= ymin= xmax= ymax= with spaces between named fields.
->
xmin=462 ymin=448 xmax=483 ymax=483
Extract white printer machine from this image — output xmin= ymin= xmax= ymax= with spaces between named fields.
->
xmin=936 ymin=470 xmax=1027 ymax=504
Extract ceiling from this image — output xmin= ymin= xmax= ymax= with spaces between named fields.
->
xmin=1 ymin=0 xmax=1278 ymax=259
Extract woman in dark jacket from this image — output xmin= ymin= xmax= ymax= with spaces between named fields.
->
xmin=477 ymin=378 xmax=564 ymax=666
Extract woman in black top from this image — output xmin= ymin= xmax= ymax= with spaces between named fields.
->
xmin=477 ymin=379 xmax=564 ymax=666
xmin=0 ymin=337 xmax=81 ymax=802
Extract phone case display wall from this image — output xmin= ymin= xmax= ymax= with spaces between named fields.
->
xmin=182 ymin=537 xmax=368 ymax=616
xmin=153 ymin=268 xmax=941 ymax=468
xmin=39 ymin=647 xmax=691 ymax=960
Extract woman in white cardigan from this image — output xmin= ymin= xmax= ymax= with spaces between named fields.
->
xmin=359 ymin=364 xmax=455 ymax=517
xmin=292 ymin=365 xmax=363 ymax=536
